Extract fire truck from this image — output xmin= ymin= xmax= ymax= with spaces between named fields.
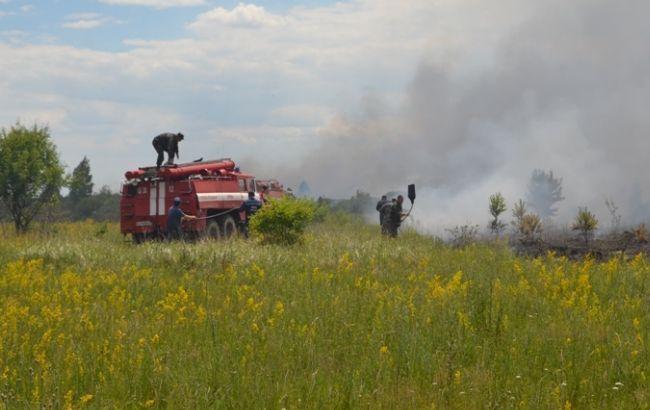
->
xmin=120 ymin=159 xmax=260 ymax=242
xmin=256 ymin=179 xmax=288 ymax=200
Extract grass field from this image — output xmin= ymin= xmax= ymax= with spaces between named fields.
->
xmin=0 ymin=217 xmax=648 ymax=408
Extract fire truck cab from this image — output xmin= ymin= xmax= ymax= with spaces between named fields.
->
xmin=120 ymin=159 xmax=259 ymax=242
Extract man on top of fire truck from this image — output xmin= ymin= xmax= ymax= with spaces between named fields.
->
xmin=239 ymin=191 xmax=263 ymax=238
xmin=152 ymin=132 xmax=184 ymax=168
xmin=167 ymin=197 xmax=196 ymax=240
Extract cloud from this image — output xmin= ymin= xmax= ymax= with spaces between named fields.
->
xmin=62 ymin=13 xmax=118 ymax=30
xmin=98 ymin=0 xmax=205 ymax=8
xmin=189 ymin=3 xmax=285 ymax=30
xmin=63 ymin=19 xmax=105 ymax=30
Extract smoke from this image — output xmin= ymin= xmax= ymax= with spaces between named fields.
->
xmin=263 ymin=0 xmax=650 ymax=232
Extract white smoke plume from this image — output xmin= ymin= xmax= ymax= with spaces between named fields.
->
xmin=267 ymin=0 xmax=650 ymax=232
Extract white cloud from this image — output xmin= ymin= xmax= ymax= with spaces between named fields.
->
xmin=63 ymin=19 xmax=105 ymax=30
xmin=67 ymin=12 xmax=102 ymax=20
xmin=98 ymin=0 xmax=205 ymax=8
xmin=62 ymin=13 xmax=118 ymax=30
xmin=189 ymin=3 xmax=285 ymax=29
xmin=20 ymin=4 xmax=33 ymax=12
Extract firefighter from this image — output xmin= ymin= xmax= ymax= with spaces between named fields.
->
xmin=376 ymin=195 xmax=389 ymax=225
xmin=152 ymin=132 xmax=184 ymax=168
xmin=260 ymin=185 xmax=270 ymax=203
xmin=167 ymin=197 xmax=196 ymax=240
xmin=386 ymin=195 xmax=407 ymax=238
xmin=239 ymin=191 xmax=262 ymax=238
xmin=380 ymin=198 xmax=395 ymax=236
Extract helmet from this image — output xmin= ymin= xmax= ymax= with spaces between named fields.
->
xmin=174 ymin=197 xmax=181 ymax=205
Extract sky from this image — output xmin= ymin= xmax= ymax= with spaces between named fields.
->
xmin=2 ymin=0 xmax=650 ymax=231
xmin=1 ymin=0 xmax=437 ymax=187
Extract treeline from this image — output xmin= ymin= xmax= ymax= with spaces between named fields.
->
xmin=0 ymin=123 xmax=120 ymax=233
xmin=58 ymin=157 xmax=121 ymax=221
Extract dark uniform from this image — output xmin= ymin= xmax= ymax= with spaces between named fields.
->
xmin=376 ymin=197 xmax=389 ymax=225
xmin=167 ymin=204 xmax=187 ymax=240
xmin=152 ymin=132 xmax=183 ymax=168
xmin=239 ymin=194 xmax=262 ymax=238
xmin=379 ymin=201 xmax=393 ymax=235
xmin=387 ymin=201 xmax=403 ymax=238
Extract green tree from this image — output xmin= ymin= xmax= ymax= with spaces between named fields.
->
xmin=0 ymin=123 xmax=65 ymax=233
xmin=488 ymin=192 xmax=507 ymax=237
xmin=69 ymin=156 xmax=93 ymax=202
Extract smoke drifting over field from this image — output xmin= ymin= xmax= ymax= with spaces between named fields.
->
xmin=284 ymin=0 xmax=650 ymax=230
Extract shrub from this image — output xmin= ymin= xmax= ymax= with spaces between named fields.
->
xmin=520 ymin=213 xmax=543 ymax=242
xmin=511 ymin=199 xmax=542 ymax=242
xmin=446 ymin=224 xmax=479 ymax=248
xmin=572 ymin=207 xmax=598 ymax=246
xmin=634 ymin=223 xmax=648 ymax=243
xmin=250 ymin=197 xmax=315 ymax=245
xmin=511 ymin=199 xmax=527 ymax=228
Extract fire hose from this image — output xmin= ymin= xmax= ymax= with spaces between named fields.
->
xmin=191 ymin=207 xmax=241 ymax=221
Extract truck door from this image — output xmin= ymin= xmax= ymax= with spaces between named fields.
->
xmin=149 ymin=181 xmax=167 ymax=218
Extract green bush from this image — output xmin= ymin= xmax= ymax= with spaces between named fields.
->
xmin=250 ymin=197 xmax=315 ymax=245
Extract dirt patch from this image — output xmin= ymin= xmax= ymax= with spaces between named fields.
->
xmin=512 ymin=231 xmax=649 ymax=260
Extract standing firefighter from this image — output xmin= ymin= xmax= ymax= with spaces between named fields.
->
xmin=239 ymin=191 xmax=263 ymax=238
xmin=152 ymin=132 xmax=184 ymax=168
xmin=385 ymin=195 xmax=407 ymax=237
xmin=167 ymin=197 xmax=196 ymax=240
xmin=376 ymin=195 xmax=389 ymax=226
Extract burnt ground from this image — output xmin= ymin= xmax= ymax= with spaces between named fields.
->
xmin=512 ymin=231 xmax=650 ymax=261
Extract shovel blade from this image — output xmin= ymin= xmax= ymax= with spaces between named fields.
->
xmin=408 ymin=184 xmax=416 ymax=204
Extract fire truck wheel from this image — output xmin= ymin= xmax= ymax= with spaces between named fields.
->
xmin=132 ymin=233 xmax=144 ymax=244
xmin=206 ymin=220 xmax=221 ymax=240
xmin=221 ymin=215 xmax=238 ymax=238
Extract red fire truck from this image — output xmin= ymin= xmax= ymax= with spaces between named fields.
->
xmin=256 ymin=179 xmax=288 ymax=201
xmin=120 ymin=159 xmax=260 ymax=242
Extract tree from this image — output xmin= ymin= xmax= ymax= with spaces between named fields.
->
xmin=0 ymin=123 xmax=65 ymax=233
xmin=526 ymin=169 xmax=564 ymax=219
xmin=297 ymin=181 xmax=312 ymax=198
xmin=69 ymin=156 xmax=93 ymax=202
xmin=604 ymin=197 xmax=622 ymax=233
xmin=488 ymin=192 xmax=507 ymax=237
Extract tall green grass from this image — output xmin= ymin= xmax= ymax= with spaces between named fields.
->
xmin=0 ymin=216 xmax=647 ymax=408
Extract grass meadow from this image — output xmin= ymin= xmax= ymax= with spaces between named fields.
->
xmin=0 ymin=216 xmax=648 ymax=408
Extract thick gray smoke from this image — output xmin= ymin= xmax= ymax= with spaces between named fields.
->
xmin=270 ymin=0 xmax=650 ymax=232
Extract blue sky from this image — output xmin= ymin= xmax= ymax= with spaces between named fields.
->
xmin=1 ymin=0 xmax=338 ymax=51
